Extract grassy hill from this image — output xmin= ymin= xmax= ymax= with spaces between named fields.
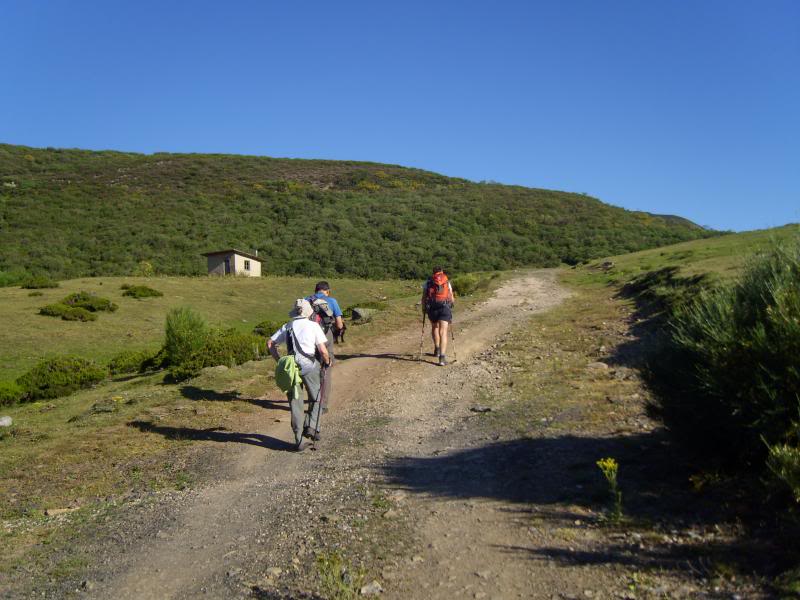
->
xmin=0 ymin=143 xmax=714 ymax=283
xmin=584 ymin=223 xmax=800 ymax=284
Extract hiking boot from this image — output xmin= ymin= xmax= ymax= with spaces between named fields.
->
xmin=302 ymin=426 xmax=313 ymax=439
xmin=311 ymin=430 xmax=321 ymax=441
xmin=295 ymin=440 xmax=309 ymax=452
xmin=438 ymin=354 xmax=448 ymax=366
xmin=429 ymin=346 xmax=440 ymax=357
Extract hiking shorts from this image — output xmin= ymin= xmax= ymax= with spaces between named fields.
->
xmin=426 ymin=302 xmax=452 ymax=323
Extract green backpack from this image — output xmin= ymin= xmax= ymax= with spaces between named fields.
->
xmin=274 ymin=355 xmax=302 ymax=393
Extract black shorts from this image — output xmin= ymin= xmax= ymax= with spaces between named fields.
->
xmin=426 ymin=302 xmax=452 ymax=323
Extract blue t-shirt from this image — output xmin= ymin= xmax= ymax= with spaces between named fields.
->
xmin=312 ymin=291 xmax=343 ymax=317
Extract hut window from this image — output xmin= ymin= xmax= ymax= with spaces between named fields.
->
xmin=244 ymin=260 xmax=251 ymax=271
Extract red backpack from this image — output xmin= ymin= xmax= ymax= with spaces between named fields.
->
xmin=426 ymin=271 xmax=452 ymax=304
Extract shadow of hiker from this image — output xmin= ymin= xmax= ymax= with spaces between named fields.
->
xmin=179 ymin=386 xmax=290 ymax=412
xmin=128 ymin=420 xmax=296 ymax=451
xmin=336 ymin=352 xmax=420 ymax=363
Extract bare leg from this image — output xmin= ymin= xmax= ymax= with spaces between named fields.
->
xmin=438 ymin=321 xmax=449 ymax=356
xmin=431 ymin=320 xmax=440 ymax=351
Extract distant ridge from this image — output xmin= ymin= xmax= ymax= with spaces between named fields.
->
xmin=0 ymin=143 xmax=714 ymax=282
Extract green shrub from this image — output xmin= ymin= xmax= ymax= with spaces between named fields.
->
xmin=62 ymin=291 xmax=118 ymax=312
xmin=767 ymin=444 xmax=800 ymax=503
xmin=168 ymin=329 xmax=266 ymax=381
xmin=133 ymin=261 xmax=155 ymax=277
xmin=253 ymin=319 xmax=283 ymax=337
xmin=21 ymin=276 xmax=59 ymax=289
xmin=0 ymin=381 xmax=24 ymax=406
xmin=16 ymin=356 xmax=108 ymax=401
xmin=39 ymin=303 xmax=98 ymax=321
xmin=139 ymin=347 xmax=168 ymax=373
xmin=122 ymin=285 xmax=163 ymax=299
xmin=108 ymin=348 xmax=160 ymax=375
xmin=28 ymin=291 xmax=44 ymax=297
xmin=653 ymin=238 xmax=800 ymax=477
xmin=164 ymin=307 xmax=208 ymax=367
xmin=450 ymin=272 xmax=498 ymax=296
xmin=61 ymin=306 xmax=97 ymax=321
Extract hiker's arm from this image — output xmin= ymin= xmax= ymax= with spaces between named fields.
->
xmin=335 ymin=316 xmax=344 ymax=330
xmin=267 ymin=339 xmax=281 ymax=362
xmin=317 ymin=342 xmax=331 ymax=367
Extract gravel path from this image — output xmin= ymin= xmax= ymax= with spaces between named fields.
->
xmin=46 ymin=270 xmax=567 ymax=599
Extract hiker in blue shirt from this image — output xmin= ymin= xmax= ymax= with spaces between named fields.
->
xmin=306 ymin=281 xmax=345 ymax=411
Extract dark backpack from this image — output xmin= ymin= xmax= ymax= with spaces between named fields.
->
xmin=307 ymin=296 xmax=335 ymax=333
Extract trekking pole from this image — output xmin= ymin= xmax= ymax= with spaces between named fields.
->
xmin=417 ymin=310 xmax=427 ymax=362
xmin=313 ymin=363 xmax=327 ymax=439
xmin=450 ymin=323 xmax=457 ymax=362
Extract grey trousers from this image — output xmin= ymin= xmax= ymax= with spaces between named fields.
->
xmin=288 ymin=365 xmax=322 ymax=444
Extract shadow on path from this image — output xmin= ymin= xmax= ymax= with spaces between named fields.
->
xmin=128 ymin=420 xmax=295 ymax=451
xmin=383 ymin=432 xmax=714 ymax=521
xmin=180 ymin=386 xmax=290 ymax=412
xmin=383 ymin=432 xmax=787 ymax=578
xmin=337 ymin=352 xmax=420 ymax=363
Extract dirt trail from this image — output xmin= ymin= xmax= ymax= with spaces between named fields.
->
xmin=74 ymin=270 xmax=569 ymax=599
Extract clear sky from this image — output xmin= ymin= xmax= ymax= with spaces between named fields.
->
xmin=1 ymin=1 xmax=797 ymax=231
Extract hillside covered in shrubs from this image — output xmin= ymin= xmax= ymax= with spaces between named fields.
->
xmin=0 ymin=143 xmax=714 ymax=283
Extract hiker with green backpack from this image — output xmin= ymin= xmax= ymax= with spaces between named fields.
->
xmin=422 ymin=266 xmax=455 ymax=366
xmin=268 ymin=298 xmax=331 ymax=452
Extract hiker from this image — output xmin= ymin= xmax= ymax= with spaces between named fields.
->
xmin=306 ymin=281 xmax=344 ymax=409
xmin=422 ymin=266 xmax=455 ymax=366
xmin=268 ymin=298 xmax=331 ymax=452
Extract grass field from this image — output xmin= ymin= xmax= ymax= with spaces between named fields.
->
xmin=0 ymin=275 xmax=421 ymax=381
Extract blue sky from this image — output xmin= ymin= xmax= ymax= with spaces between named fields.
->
xmin=1 ymin=0 xmax=797 ymax=231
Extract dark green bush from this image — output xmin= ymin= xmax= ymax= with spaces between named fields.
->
xmin=21 ymin=276 xmax=59 ymax=289
xmin=139 ymin=347 xmax=169 ymax=373
xmin=652 ymin=238 xmax=800 ymax=490
xmin=164 ymin=307 xmax=208 ymax=367
xmin=16 ymin=356 xmax=108 ymax=401
xmin=0 ymin=381 xmax=24 ymax=406
xmin=28 ymin=291 xmax=44 ymax=297
xmin=253 ymin=319 xmax=283 ymax=337
xmin=62 ymin=291 xmax=118 ymax=312
xmin=108 ymin=348 xmax=160 ymax=374
xmin=450 ymin=272 xmax=499 ymax=296
xmin=39 ymin=303 xmax=98 ymax=322
xmin=168 ymin=329 xmax=266 ymax=381
xmin=122 ymin=285 xmax=163 ymax=299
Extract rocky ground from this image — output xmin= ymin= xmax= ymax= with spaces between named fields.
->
xmin=6 ymin=271 xmax=770 ymax=599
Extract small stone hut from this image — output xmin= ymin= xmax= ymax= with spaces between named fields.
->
xmin=202 ymin=249 xmax=262 ymax=277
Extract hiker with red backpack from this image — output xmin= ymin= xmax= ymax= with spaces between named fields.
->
xmin=422 ymin=267 xmax=455 ymax=366
xmin=306 ymin=281 xmax=344 ymax=409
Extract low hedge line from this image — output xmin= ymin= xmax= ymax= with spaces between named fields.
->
xmin=645 ymin=237 xmax=800 ymax=505
xmin=0 ymin=356 xmax=109 ymax=405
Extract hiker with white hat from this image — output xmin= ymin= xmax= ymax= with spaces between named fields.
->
xmin=267 ymin=298 xmax=331 ymax=452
